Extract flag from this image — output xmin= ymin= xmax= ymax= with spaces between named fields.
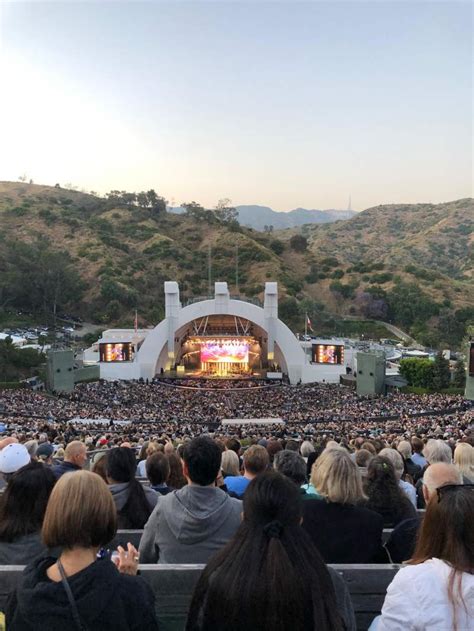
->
xmin=134 ymin=310 xmax=138 ymax=333
xmin=306 ymin=315 xmax=313 ymax=332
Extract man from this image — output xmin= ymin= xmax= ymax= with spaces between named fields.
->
xmin=386 ymin=463 xmax=462 ymax=563
xmin=416 ymin=439 xmax=453 ymax=508
xmin=146 ymin=452 xmax=172 ymax=495
xmin=397 ymin=440 xmax=422 ymax=482
xmin=52 ymin=440 xmax=87 ymax=479
xmin=224 ymin=444 xmax=269 ymax=498
xmin=273 ymin=450 xmax=310 ymax=497
xmin=139 ymin=436 xmax=242 ymax=564
xmin=379 ymin=447 xmax=417 ymax=508
xmin=411 ymin=436 xmax=427 ymax=469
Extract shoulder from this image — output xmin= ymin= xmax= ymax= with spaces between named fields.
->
xmin=117 ymin=573 xmax=155 ymax=603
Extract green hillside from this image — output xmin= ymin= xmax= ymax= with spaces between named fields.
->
xmin=0 ymin=182 xmax=472 ymax=348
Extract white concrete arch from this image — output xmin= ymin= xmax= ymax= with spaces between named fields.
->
xmin=136 ymin=282 xmax=306 ymax=383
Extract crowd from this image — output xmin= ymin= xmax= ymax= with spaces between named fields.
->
xmin=0 ymin=381 xmax=472 ymax=629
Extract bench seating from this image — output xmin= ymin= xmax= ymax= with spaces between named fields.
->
xmin=0 ymin=564 xmax=400 ymax=630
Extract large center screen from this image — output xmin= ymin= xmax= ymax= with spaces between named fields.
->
xmin=312 ymin=344 xmax=344 ymax=365
xmin=201 ymin=342 xmax=249 ymax=363
xmin=100 ymin=343 xmax=133 ymax=362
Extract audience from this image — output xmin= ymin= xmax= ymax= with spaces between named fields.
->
xmin=107 ymin=447 xmax=158 ymax=528
xmin=51 ymin=441 xmax=87 ymax=480
xmin=379 ymin=447 xmax=417 ymax=508
xmin=5 ymin=470 xmax=159 ymax=630
xmin=224 ymin=444 xmax=269 ymax=498
xmin=273 ymin=449 xmax=309 ymax=496
xmin=454 ymin=442 xmax=474 ymax=483
xmin=396 ymin=440 xmax=422 ymax=482
xmin=364 ymin=456 xmax=416 ymax=527
xmin=372 ymin=483 xmax=474 ymax=630
xmin=302 ymin=449 xmax=384 ymax=563
xmin=146 ymin=452 xmax=172 ymax=494
xmin=0 ymin=462 xmax=56 ymax=564
xmin=139 ymin=436 xmax=242 ymax=563
xmin=186 ymin=471 xmax=355 ymax=631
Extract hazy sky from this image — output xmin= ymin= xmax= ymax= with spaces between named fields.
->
xmin=0 ymin=1 xmax=472 ymax=211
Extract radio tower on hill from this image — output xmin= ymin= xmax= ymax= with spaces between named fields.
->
xmin=347 ymin=195 xmax=352 ymax=211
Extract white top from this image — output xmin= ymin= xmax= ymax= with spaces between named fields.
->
xmin=375 ymin=558 xmax=474 ymax=630
xmin=399 ymin=479 xmax=417 ymax=508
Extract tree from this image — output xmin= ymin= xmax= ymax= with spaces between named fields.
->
xmin=289 ymin=234 xmax=308 ymax=252
xmin=182 ymin=201 xmax=208 ymax=222
xmin=399 ymin=358 xmax=435 ymax=388
xmin=453 ymin=359 xmax=466 ymax=388
xmin=431 ymin=351 xmax=451 ymax=390
xmin=270 ymin=240 xmax=284 ymax=255
xmin=213 ymin=198 xmax=238 ymax=223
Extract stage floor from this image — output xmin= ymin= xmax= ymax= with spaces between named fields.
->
xmin=160 ymin=368 xmax=268 ymax=380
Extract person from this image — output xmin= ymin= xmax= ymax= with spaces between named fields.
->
xmin=371 ymin=484 xmax=474 ymax=630
xmin=385 ymin=463 xmax=463 ymax=563
xmin=36 ymin=443 xmax=54 ymax=466
xmin=0 ymin=462 xmax=56 ymax=564
xmin=302 ymin=449 xmax=384 ymax=563
xmin=416 ymin=439 xmax=454 ymax=508
xmin=364 ymin=456 xmax=416 ymax=527
xmin=186 ymin=471 xmax=356 ymax=631
xmin=136 ymin=441 xmax=160 ymax=478
xmin=220 ymin=449 xmax=240 ymax=478
xmin=0 ymin=443 xmax=31 ymax=481
xmin=91 ymin=452 xmax=109 ymax=483
xmin=146 ymin=452 xmax=172 ymax=494
xmin=397 ymin=440 xmax=422 ymax=482
xmin=107 ymin=447 xmax=158 ymax=528
xmin=379 ymin=447 xmax=417 ymax=508
xmin=5 ymin=470 xmax=159 ymax=631
xmin=273 ymin=449 xmax=310 ymax=497
xmin=166 ymin=452 xmax=187 ymax=489
xmin=410 ymin=436 xmax=427 ymax=469
xmin=224 ymin=444 xmax=269 ymax=498
xmin=51 ymin=441 xmax=87 ymax=480
xmin=454 ymin=442 xmax=474 ymax=483
xmin=139 ymin=436 xmax=242 ymax=564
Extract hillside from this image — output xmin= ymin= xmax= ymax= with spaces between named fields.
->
xmin=0 ymin=182 xmax=472 ymax=348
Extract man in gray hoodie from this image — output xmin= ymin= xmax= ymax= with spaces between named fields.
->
xmin=139 ymin=436 xmax=242 ymax=564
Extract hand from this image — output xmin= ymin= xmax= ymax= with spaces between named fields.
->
xmin=113 ymin=543 xmax=139 ymax=575
xmin=215 ymin=470 xmax=225 ymax=488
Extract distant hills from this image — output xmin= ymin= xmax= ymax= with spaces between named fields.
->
xmin=169 ymin=204 xmax=356 ymax=230
xmin=0 ymin=181 xmax=472 ymax=348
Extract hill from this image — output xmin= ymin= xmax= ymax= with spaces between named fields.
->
xmin=0 ymin=182 xmax=472 ymax=348
xmin=169 ymin=204 xmax=356 ymax=230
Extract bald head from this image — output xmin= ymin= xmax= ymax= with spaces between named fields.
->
xmin=423 ymin=463 xmax=462 ymax=503
xmin=65 ymin=441 xmax=87 ymax=468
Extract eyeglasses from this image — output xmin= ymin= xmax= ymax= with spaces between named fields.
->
xmin=436 ymin=484 xmax=474 ymax=502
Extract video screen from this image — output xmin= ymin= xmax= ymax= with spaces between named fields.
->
xmin=100 ymin=343 xmax=133 ymax=362
xmin=469 ymin=342 xmax=474 ymax=376
xmin=201 ymin=342 xmax=249 ymax=363
xmin=312 ymin=344 xmax=344 ymax=365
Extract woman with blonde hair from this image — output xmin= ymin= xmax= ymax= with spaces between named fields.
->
xmin=6 ymin=470 xmax=159 ymax=630
xmin=454 ymin=442 xmax=474 ymax=483
xmin=302 ymin=449 xmax=384 ymax=563
xmin=221 ymin=449 xmax=240 ymax=478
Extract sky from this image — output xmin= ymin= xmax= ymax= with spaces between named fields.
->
xmin=0 ymin=0 xmax=472 ymax=212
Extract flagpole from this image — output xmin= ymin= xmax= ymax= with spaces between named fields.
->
xmin=305 ymin=312 xmax=308 ymax=364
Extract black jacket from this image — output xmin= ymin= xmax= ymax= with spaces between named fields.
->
xmin=6 ymin=556 xmax=159 ymax=631
xmin=51 ymin=461 xmax=82 ymax=480
xmin=302 ymin=498 xmax=384 ymax=563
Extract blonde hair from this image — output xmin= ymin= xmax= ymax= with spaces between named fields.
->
xmin=311 ymin=448 xmax=366 ymax=504
xmin=221 ymin=450 xmax=240 ymax=477
xmin=454 ymin=443 xmax=474 ymax=480
xmin=42 ymin=470 xmax=116 ymax=549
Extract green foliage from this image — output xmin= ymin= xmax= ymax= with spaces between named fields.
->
xmin=453 ymin=359 xmax=466 ymax=388
xmin=0 ymin=337 xmax=44 ymax=381
xmin=269 ymin=240 xmax=284 ymax=255
xmin=431 ymin=351 xmax=451 ymax=390
xmin=289 ymin=234 xmax=308 ymax=252
xmin=331 ymin=269 xmax=345 ymax=279
xmin=386 ymin=282 xmax=440 ymax=329
xmin=329 ymin=281 xmax=357 ymax=299
xmin=399 ymin=358 xmax=435 ymax=388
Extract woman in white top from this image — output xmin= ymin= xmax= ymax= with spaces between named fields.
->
xmin=372 ymin=483 xmax=474 ymax=631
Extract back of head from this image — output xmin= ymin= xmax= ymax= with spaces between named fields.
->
xmin=273 ymin=450 xmax=306 ymax=486
xmin=187 ymin=471 xmax=343 ymax=631
xmin=300 ymin=440 xmax=315 ymax=458
xmin=221 ymin=449 xmax=240 ymax=477
xmin=423 ymin=463 xmax=462 ymax=496
xmin=454 ymin=443 xmax=474 ymax=479
xmin=243 ymin=445 xmax=269 ymax=476
xmin=65 ymin=440 xmax=86 ymax=462
xmin=284 ymin=439 xmax=300 ymax=452
xmin=311 ymin=448 xmax=365 ymax=504
xmin=226 ymin=438 xmax=241 ymax=455
xmin=0 ymin=462 xmax=56 ymax=542
xmin=266 ymin=439 xmax=283 ymax=463
xmin=411 ymin=436 xmax=424 ymax=455
xmin=423 ymin=439 xmax=452 ymax=465
xmin=379 ymin=447 xmax=404 ymax=479
xmin=183 ymin=436 xmax=221 ymax=486
xmin=365 ymin=456 xmax=402 ymax=508
xmin=355 ymin=449 xmax=373 ymax=468
xmin=42 ymin=470 xmax=116 ymax=549
xmin=106 ymin=447 xmax=136 ymax=483
xmin=397 ymin=441 xmax=412 ymax=460
xmin=412 ymin=485 xmax=474 ymax=574
xmin=146 ymin=452 xmax=170 ymax=486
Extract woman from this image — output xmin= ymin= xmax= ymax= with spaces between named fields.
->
xmin=107 ymin=447 xmax=158 ymax=528
xmin=166 ymin=452 xmax=187 ymax=490
xmin=0 ymin=462 xmax=56 ymax=564
xmin=186 ymin=471 xmax=356 ymax=631
xmin=136 ymin=441 xmax=161 ymax=478
xmin=302 ymin=448 xmax=384 ymax=563
xmin=364 ymin=456 xmax=416 ymax=527
xmin=371 ymin=484 xmax=474 ymax=630
xmin=5 ymin=470 xmax=159 ymax=631
xmin=454 ymin=442 xmax=474 ymax=483
xmin=221 ymin=449 xmax=240 ymax=478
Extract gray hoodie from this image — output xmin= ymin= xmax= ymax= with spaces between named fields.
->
xmin=109 ymin=482 xmax=158 ymax=512
xmin=139 ymin=485 xmax=242 ymax=564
